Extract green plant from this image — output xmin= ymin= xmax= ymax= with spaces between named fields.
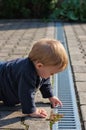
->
xmin=46 ymin=110 xmax=64 ymax=130
xmin=50 ymin=0 xmax=86 ymax=22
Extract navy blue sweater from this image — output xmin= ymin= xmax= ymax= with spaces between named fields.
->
xmin=0 ymin=58 xmax=53 ymax=114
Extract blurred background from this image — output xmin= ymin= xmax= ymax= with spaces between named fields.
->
xmin=0 ymin=0 xmax=86 ymax=21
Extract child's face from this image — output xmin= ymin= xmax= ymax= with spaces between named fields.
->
xmin=35 ymin=63 xmax=60 ymax=79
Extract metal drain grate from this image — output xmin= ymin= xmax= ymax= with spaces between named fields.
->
xmin=52 ymin=23 xmax=82 ymax=130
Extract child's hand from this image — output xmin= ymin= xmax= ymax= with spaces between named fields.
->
xmin=49 ymin=96 xmax=62 ymax=108
xmin=28 ymin=108 xmax=48 ymax=118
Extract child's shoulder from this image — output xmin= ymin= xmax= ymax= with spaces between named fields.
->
xmin=3 ymin=57 xmax=31 ymax=71
xmin=13 ymin=57 xmax=36 ymax=72
xmin=6 ymin=57 xmax=29 ymax=65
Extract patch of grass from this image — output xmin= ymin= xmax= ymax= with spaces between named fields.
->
xmin=46 ymin=110 xmax=64 ymax=130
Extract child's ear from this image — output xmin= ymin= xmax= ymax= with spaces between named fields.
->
xmin=36 ymin=63 xmax=43 ymax=69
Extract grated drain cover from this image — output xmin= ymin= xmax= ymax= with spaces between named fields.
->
xmin=52 ymin=23 xmax=82 ymax=130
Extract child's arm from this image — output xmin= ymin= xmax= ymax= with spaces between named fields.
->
xmin=28 ymin=108 xmax=48 ymax=118
xmin=40 ymin=78 xmax=54 ymax=98
xmin=49 ymin=96 xmax=62 ymax=108
xmin=40 ymin=78 xmax=62 ymax=108
xmin=19 ymin=73 xmax=48 ymax=118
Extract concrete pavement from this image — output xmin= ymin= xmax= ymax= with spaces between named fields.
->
xmin=0 ymin=20 xmax=86 ymax=130
xmin=64 ymin=22 xmax=86 ymax=130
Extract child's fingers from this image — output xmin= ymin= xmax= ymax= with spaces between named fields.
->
xmin=52 ymin=100 xmax=63 ymax=108
xmin=39 ymin=108 xmax=48 ymax=117
xmin=28 ymin=108 xmax=48 ymax=118
xmin=55 ymin=99 xmax=63 ymax=107
xmin=57 ymin=100 xmax=63 ymax=107
xmin=39 ymin=113 xmax=47 ymax=118
xmin=40 ymin=108 xmax=47 ymax=113
xmin=29 ymin=112 xmax=47 ymax=118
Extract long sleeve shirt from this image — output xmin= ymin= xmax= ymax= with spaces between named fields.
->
xmin=0 ymin=57 xmax=53 ymax=114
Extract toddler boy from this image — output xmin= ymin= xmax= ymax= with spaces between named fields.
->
xmin=0 ymin=38 xmax=68 ymax=118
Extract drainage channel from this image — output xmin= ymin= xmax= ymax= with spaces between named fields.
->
xmin=52 ymin=23 xmax=82 ymax=130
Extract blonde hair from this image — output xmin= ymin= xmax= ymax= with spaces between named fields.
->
xmin=29 ymin=38 xmax=68 ymax=71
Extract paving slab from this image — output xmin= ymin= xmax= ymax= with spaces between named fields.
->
xmin=78 ymin=92 xmax=86 ymax=105
xmin=24 ymin=120 xmax=50 ymax=130
xmin=71 ymin=60 xmax=85 ymax=66
xmin=84 ymin=122 xmax=86 ymax=130
xmin=74 ymin=73 xmax=86 ymax=82
xmin=0 ymin=111 xmax=25 ymax=129
xmin=70 ymin=54 xmax=83 ymax=61
xmin=81 ymin=106 xmax=86 ymax=121
xmin=75 ymin=82 xmax=86 ymax=92
xmin=73 ymin=66 xmax=86 ymax=73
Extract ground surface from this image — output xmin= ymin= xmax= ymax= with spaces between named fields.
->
xmin=0 ymin=20 xmax=86 ymax=130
